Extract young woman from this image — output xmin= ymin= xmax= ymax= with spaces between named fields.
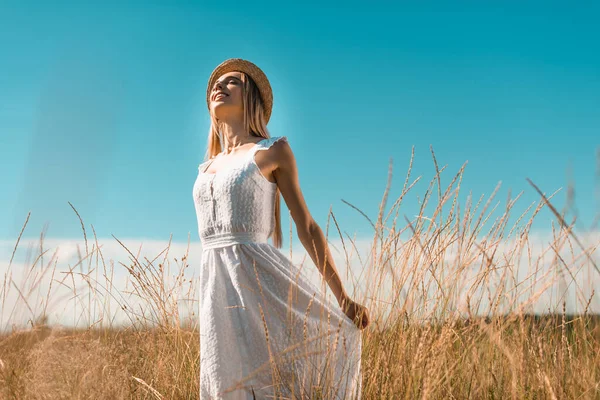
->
xmin=193 ymin=58 xmax=370 ymax=399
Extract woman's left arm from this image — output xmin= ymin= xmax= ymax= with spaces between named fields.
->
xmin=267 ymin=139 xmax=370 ymax=329
xmin=268 ymin=140 xmax=348 ymax=306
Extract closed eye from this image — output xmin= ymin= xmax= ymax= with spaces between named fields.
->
xmin=214 ymin=78 xmax=239 ymax=90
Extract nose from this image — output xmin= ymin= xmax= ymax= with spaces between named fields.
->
xmin=211 ymin=82 xmax=222 ymax=101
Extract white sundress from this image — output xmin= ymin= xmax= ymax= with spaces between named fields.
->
xmin=193 ymin=135 xmax=362 ymax=400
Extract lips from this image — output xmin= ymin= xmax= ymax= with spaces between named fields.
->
xmin=214 ymin=92 xmax=228 ymax=100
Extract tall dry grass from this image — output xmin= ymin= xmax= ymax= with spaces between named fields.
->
xmin=1 ymin=146 xmax=599 ymax=399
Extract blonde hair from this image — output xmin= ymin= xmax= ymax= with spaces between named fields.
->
xmin=205 ymin=72 xmax=283 ymax=248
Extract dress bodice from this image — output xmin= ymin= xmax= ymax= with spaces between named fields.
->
xmin=192 ymin=136 xmax=287 ymax=249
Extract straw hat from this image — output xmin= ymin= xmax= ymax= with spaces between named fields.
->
xmin=206 ymin=58 xmax=273 ymax=123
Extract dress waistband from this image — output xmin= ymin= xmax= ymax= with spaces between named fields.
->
xmin=201 ymin=231 xmax=269 ymax=251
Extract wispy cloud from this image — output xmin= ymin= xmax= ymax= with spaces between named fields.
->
xmin=1 ymin=230 xmax=598 ymax=330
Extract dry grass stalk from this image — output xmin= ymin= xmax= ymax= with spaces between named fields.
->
xmin=1 ymin=147 xmax=599 ymax=399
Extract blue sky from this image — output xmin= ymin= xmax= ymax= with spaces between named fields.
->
xmin=1 ymin=2 xmax=599 ymax=245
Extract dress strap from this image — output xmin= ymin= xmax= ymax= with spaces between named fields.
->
xmin=198 ymin=159 xmax=214 ymax=173
xmin=247 ymin=136 xmax=288 ymax=159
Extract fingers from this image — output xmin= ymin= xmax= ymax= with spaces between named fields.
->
xmin=342 ymin=300 xmax=370 ymax=329
xmin=356 ymin=306 xmax=369 ymax=329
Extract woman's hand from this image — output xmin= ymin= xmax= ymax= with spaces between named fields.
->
xmin=339 ymin=296 xmax=370 ymax=330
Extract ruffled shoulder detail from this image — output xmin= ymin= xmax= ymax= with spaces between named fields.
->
xmin=255 ymin=135 xmax=288 ymax=152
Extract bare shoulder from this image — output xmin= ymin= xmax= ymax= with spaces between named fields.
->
xmin=253 ymin=137 xmax=295 ymax=183
xmin=270 ymin=137 xmax=295 ymax=168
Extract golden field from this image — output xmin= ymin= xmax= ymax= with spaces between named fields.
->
xmin=1 ymin=149 xmax=599 ymax=399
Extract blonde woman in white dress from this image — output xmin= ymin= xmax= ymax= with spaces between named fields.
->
xmin=193 ymin=58 xmax=369 ymax=399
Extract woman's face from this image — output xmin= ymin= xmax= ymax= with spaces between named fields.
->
xmin=210 ymin=71 xmax=243 ymax=119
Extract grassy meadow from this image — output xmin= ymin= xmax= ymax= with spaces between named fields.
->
xmin=1 ymin=149 xmax=599 ymax=399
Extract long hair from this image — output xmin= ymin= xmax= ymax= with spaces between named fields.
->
xmin=204 ymin=72 xmax=283 ymax=248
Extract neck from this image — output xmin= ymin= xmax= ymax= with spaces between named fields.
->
xmin=217 ymin=118 xmax=257 ymax=154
